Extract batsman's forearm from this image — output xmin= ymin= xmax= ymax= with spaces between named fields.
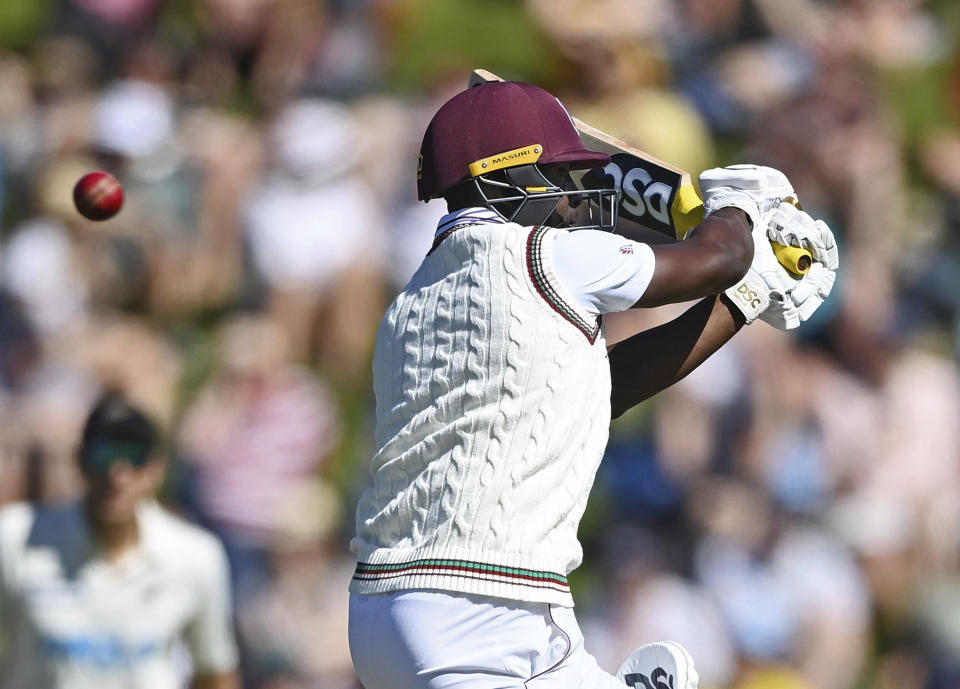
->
xmin=637 ymin=208 xmax=752 ymax=307
xmin=609 ymin=294 xmax=745 ymax=418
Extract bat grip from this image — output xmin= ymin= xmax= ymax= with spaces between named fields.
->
xmin=772 ymin=242 xmax=812 ymax=276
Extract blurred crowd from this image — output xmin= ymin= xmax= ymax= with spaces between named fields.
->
xmin=0 ymin=0 xmax=959 ymax=688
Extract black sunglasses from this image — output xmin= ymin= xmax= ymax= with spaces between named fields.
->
xmin=81 ymin=440 xmax=153 ymax=474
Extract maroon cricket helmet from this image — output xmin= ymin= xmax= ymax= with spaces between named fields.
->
xmin=417 ymin=81 xmax=611 ymax=200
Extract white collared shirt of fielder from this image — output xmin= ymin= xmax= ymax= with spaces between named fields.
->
xmin=0 ymin=499 xmax=238 ymax=689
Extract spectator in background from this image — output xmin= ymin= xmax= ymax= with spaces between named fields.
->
xmin=46 ymin=0 xmax=166 ymax=82
xmin=0 ymin=360 xmax=101 ymax=505
xmin=87 ymin=75 xmax=254 ymax=320
xmin=0 ymin=288 xmax=40 ymax=394
xmin=0 ymin=393 xmax=240 ymax=689
xmin=176 ymin=314 xmax=341 ymax=601
xmin=241 ymin=98 xmax=386 ymax=379
xmin=237 ymin=480 xmax=356 ymax=689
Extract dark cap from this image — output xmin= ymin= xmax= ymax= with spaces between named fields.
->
xmin=417 ymin=81 xmax=611 ymax=200
xmin=80 ymin=394 xmax=158 ymax=471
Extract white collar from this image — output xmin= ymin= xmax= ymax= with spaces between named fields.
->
xmin=434 ymin=207 xmax=504 ymax=237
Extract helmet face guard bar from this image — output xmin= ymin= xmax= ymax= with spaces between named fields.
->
xmin=472 ymin=163 xmax=619 ymax=232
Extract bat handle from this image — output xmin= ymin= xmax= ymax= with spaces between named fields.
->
xmin=772 ymin=242 xmax=812 ymax=276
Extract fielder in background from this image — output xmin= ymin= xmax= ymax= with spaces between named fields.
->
xmin=0 ymin=393 xmax=240 ymax=689
xmin=348 ymin=81 xmax=839 ymax=689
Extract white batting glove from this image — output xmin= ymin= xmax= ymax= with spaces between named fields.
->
xmin=768 ymin=204 xmax=839 ymax=270
xmin=767 ymin=205 xmax=840 ymax=324
xmin=724 ymin=219 xmax=802 ymax=329
xmin=699 ymin=164 xmax=797 ymax=229
xmin=617 ymin=640 xmax=699 ymax=689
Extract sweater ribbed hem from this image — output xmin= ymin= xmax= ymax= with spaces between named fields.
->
xmin=349 ymin=545 xmax=576 ymax=607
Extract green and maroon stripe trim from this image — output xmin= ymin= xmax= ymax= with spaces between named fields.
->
xmin=427 ymin=226 xmax=461 ymax=255
xmin=526 ymin=226 xmax=600 ymax=343
xmin=353 ymin=558 xmax=570 ymax=594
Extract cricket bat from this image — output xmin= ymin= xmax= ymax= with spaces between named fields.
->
xmin=468 ymin=68 xmax=812 ymax=275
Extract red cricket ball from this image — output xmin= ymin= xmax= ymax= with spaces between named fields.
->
xmin=73 ymin=171 xmax=124 ymax=221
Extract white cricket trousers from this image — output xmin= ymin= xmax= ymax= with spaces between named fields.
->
xmin=349 ymin=590 xmax=625 ymax=689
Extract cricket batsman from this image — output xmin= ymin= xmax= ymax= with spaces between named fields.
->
xmin=348 ymin=80 xmax=838 ymax=688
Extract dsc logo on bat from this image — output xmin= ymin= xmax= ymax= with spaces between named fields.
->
xmin=581 ymin=153 xmax=680 ymax=235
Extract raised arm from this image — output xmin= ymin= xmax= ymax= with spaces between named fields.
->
xmin=608 ymin=183 xmax=841 ymax=418
xmin=635 ymin=207 xmax=753 ymax=307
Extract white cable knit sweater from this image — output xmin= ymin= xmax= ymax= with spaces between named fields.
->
xmin=350 ymin=222 xmax=611 ymax=607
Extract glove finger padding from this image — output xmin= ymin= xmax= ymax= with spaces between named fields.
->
xmin=814 ymin=219 xmax=840 ymax=270
xmin=759 ymin=293 xmax=801 ymax=330
xmin=790 ymin=263 xmax=836 ymax=322
xmin=768 ymin=204 xmax=813 ymax=246
xmin=768 ymin=206 xmax=840 ymax=270
xmin=790 ymin=263 xmax=837 ymax=302
xmin=816 ymin=264 xmax=837 ymax=298
xmin=797 ymin=294 xmax=824 ymax=321
xmin=789 ymin=263 xmax=824 ymax=305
